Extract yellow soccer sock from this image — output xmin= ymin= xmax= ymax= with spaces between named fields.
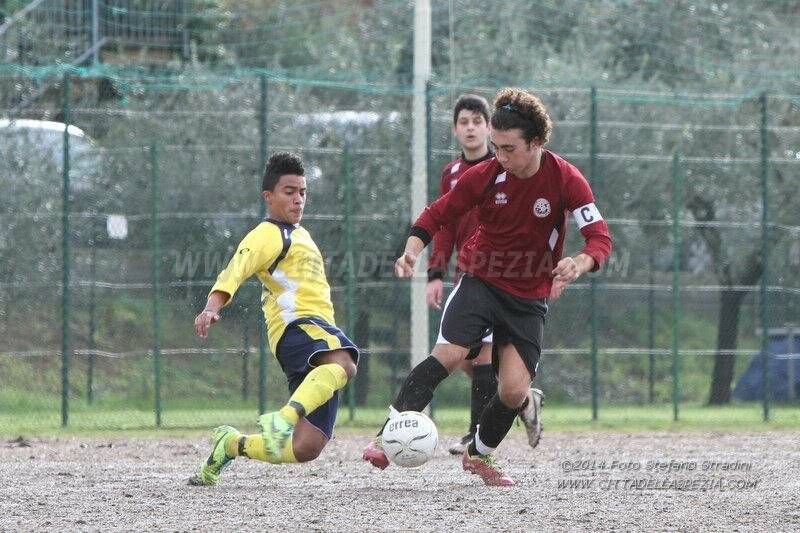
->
xmin=279 ymin=363 xmax=348 ymax=424
xmin=223 ymin=434 xmax=269 ymax=462
xmin=227 ymin=434 xmax=297 ymax=464
xmin=278 ymin=436 xmax=297 ymax=464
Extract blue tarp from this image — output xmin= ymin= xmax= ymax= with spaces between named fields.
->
xmin=733 ymin=333 xmax=800 ymax=401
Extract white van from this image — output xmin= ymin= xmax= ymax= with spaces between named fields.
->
xmin=0 ymin=118 xmax=102 ymax=191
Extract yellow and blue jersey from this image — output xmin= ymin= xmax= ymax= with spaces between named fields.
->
xmin=209 ymin=219 xmax=337 ymax=355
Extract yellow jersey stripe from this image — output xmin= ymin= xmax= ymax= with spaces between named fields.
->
xmin=298 ymin=323 xmax=342 ymax=351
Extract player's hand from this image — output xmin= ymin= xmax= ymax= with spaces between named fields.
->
xmin=194 ymin=309 xmax=220 ymax=338
xmin=394 ymin=251 xmax=418 ymax=278
xmin=550 ymin=256 xmax=580 ymax=301
xmin=426 ymin=279 xmax=444 ymax=309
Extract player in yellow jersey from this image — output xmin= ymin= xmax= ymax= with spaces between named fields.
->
xmin=188 ymin=152 xmax=359 ymax=486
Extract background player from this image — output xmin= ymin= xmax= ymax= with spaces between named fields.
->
xmin=189 ymin=152 xmax=359 ymax=486
xmin=428 ymin=94 xmax=543 ymax=455
xmin=365 ymin=88 xmax=612 ymax=486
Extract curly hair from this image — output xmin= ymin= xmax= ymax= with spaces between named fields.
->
xmin=490 ymin=88 xmax=553 ymax=144
xmin=262 ymin=152 xmax=305 ymax=191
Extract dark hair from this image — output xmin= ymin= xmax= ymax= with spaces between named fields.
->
xmin=453 ymin=94 xmax=491 ymax=125
xmin=490 ymin=88 xmax=553 ymax=144
xmin=262 ymin=152 xmax=304 ymax=192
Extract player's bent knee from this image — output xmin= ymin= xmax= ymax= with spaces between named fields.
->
xmin=497 ymin=384 xmax=530 ymax=409
xmin=338 ymin=359 xmax=357 ymax=380
xmin=292 ymin=424 xmax=329 ymax=462
xmin=315 ymin=349 xmax=358 ymax=379
xmin=431 ymin=343 xmax=469 ymax=371
xmin=293 ymin=441 xmax=324 ymax=462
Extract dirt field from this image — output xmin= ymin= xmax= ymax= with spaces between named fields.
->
xmin=2 ymin=431 xmax=798 ymax=531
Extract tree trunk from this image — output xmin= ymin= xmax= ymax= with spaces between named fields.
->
xmin=706 ymin=253 xmax=763 ymax=405
xmin=708 ymin=289 xmax=744 ymax=404
xmin=687 ymin=194 xmax=766 ymax=405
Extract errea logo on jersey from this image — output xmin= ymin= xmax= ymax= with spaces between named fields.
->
xmin=533 ymin=198 xmax=551 ymax=217
xmin=495 ymin=192 xmax=508 ymax=205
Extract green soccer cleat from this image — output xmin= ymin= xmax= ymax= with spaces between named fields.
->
xmin=187 ymin=425 xmax=240 ymax=486
xmin=257 ymin=411 xmax=295 ymax=463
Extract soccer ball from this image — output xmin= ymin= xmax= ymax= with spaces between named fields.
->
xmin=381 ymin=411 xmax=438 ymax=467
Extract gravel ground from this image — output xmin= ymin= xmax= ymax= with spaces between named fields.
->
xmin=1 ymin=431 xmax=798 ymax=531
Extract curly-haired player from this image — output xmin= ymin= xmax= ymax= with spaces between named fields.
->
xmin=427 ymin=94 xmax=544 ymax=455
xmin=364 ymin=88 xmax=612 ymax=486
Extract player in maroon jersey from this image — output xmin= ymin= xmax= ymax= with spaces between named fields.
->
xmin=427 ymin=94 xmax=543 ymax=456
xmin=364 ymin=88 xmax=612 ymax=486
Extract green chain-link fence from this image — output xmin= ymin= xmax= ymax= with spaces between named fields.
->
xmin=2 ymin=69 xmax=798 ymax=430
xmin=1 ymin=0 xmax=799 ymax=430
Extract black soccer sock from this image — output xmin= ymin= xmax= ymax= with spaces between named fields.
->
xmin=469 ymin=364 xmax=497 ymax=436
xmin=469 ymin=393 xmax=521 ymax=453
xmin=382 ymin=356 xmax=449 ymax=428
xmin=393 ymin=355 xmax=450 ymax=411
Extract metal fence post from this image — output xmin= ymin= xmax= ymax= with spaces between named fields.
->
xmin=648 ymin=249 xmax=656 ymax=403
xmin=759 ymin=92 xmax=771 ymax=422
xmin=588 ymin=87 xmax=599 ymax=420
xmin=61 ymin=72 xmax=72 ymax=428
xmin=151 ymin=143 xmax=163 ymax=427
xmin=87 ymin=217 xmax=97 ymax=404
xmin=671 ymin=150 xmax=682 ymax=422
xmin=242 ymin=319 xmax=250 ymax=401
xmin=343 ymin=142 xmax=356 ymax=421
xmin=425 ymin=81 xmax=436 ymax=419
xmin=258 ymin=73 xmax=269 ymax=415
xmin=91 ymin=0 xmax=101 ymax=64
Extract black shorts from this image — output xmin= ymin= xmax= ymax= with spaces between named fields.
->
xmin=438 ymin=274 xmax=547 ymax=377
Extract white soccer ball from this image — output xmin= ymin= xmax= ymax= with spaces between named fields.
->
xmin=381 ymin=411 xmax=438 ymax=468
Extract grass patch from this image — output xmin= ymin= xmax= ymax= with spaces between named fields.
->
xmin=2 ymin=403 xmax=798 ymax=437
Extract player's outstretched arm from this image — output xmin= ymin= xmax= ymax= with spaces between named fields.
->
xmin=394 ymin=236 xmax=425 ymax=278
xmin=194 ymin=291 xmax=229 ymax=338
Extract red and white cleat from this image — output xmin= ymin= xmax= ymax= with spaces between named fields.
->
xmin=362 ymin=439 xmax=390 ymax=470
xmin=462 ymin=450 xmax=515 ymax=486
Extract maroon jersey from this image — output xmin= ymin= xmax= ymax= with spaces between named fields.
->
xmin=428 ymin=151 xmax=494 ymax=278
xmin=412 ymin=150 xmax=612 ymax=299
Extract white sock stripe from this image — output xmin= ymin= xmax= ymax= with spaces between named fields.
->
xmin=474 ymin=424 xmax=496 ymax=455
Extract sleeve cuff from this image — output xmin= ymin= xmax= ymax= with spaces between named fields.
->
xmin=427 ymin=269 xmax=445 ymax=281
xmin=409 ymin=226 xmax=432 ymax=247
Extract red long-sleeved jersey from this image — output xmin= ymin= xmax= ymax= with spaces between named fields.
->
xmin=412 ymin=150 xmax=612 ymax=299
xmin=427 ymin=151 xmax=495 ymax=279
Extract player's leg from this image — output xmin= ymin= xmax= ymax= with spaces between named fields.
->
xmin=362 ymin=341 xmax=468 ymax=469
xmin=257 ymin=332 xmax=357 ymax=463
xmin=450 ymin=341 xmax=496 ymax=455
xmin=197 ymin=319 xmax=356 ymax=479
xmin=387 ymin=275 xmax=494 ymax=414
xmin=463 ymin=343 xmax=530 ymax=486
xmin=364 ymin=275 xmax=493 ymax=469
xmin=463 ymin=293 xmax=546 ymax=486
